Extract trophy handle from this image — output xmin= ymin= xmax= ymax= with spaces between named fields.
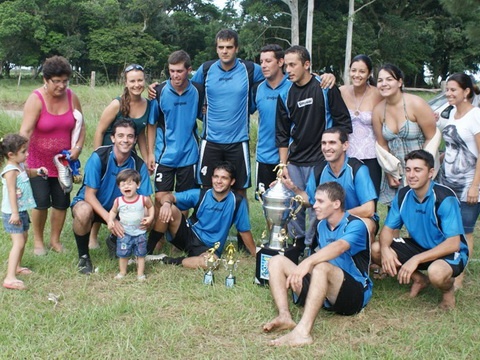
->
xmin=290 ymin=195 xmax=304 ymax=220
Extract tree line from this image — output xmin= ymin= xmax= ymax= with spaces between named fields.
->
xmin=0 ymin=0 xmax=478 ymax=86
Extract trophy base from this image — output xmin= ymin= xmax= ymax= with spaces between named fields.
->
xmin=255 ymin=245 xmax=302 ymax=286
xmin=203 ymin=270 xmax=214 ymax=285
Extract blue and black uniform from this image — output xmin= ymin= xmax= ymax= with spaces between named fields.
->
xmin=192 ymin=59 xmax=263 ymax=189
xmin=72 ymin=145 xmax=152 ymax=212
xmin=385 ymin=181 xmax=469 ymax=275
xmin=276 ymin=76 xmax=352 ymax=166
xmin=276 ymin=76 xmax=352 ymax=245
xmin=172 ymin=188 xmax=251 ymax=256
xmin=305 ymin=157 xmax=378 ymax=215
xmin=149 ymin=80 xmax=204 ymax=192
xmin=251 ymin=74 xmax=292 ymax=193
xmin=296 ymin=212 xmax=372 ymax=315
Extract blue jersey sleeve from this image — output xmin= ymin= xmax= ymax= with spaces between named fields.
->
xmin=437 ymin=196 xmax=464 ymax=238
xmin=148 ymin=99 xmax=159 ymax=125
xmin=191 ymin=65 xmax=205 ymax=84
xmin=341 ymin=218 xmax=368 ymax=255
xmin=138 ymin=163 xmax=153 ymax=196
xmin=354 ymin=165 xmax=378 ymax=204
xmin=175 ymin=189 xmax=201 ymax=211
xmin=83 ymin=153 xmax=102 ymax=190
xmin=253 ymin=63 xmax=264 ymax=83
xmin=233 ymin=198 xmax=251 ymax=232
xmin=384 ymin=195 xmax=403 ymax=230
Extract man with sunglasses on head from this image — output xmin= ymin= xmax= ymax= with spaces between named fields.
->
xmin=71 ymin=119 xmax=153 ymax=274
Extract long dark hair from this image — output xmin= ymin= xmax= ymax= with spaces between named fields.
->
xmin=351 ymin=54 xmax=375 ymax=85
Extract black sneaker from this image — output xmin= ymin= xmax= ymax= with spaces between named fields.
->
xmin=78 ymin=255 xmax=93 ymax=274
xmin=162 ymin=256 xmax=185 ymax=265
xmin=105 ymin=234 xmax=118 ymax=259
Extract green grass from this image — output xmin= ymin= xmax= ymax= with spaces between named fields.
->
xmin=0 ymin=81 xmax=479 ymax=359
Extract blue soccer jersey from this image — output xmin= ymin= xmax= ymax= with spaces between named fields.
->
xmin=175 ymin=188 xmax=251 ymax=255
xmin=316 ymin=212 xmax=372 ymax=308
xmin=252 ymin=75 xmax=292 ymax=164
xmin=385 ymin=181 xmax=469 ymax=267
xmin=192 ymin=59 xmax=263 ymax=144
xmin=72 ymin=147 xmax=152 ymax=211
xmin=148 ymin=80 xmax=203 ymax=167
xmin=306 ymin=157 xmax=377 ymax=210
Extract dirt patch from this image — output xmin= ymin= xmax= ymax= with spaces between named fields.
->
xmin=0 ymin=101 xmax=23 ymax=111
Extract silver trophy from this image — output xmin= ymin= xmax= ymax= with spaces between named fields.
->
xmin=256 ymin=164 xmax=304 ymax=285
xmin=258 ymin=164 xmax=304 ymax=250
xmin=222 ymin=243 xmax=239 ymax=288
xmin=203 ymin=242 xmax=220 ymax=285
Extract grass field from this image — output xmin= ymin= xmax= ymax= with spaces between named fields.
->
xmin=0 ymin=80 xmax=479 ymax=359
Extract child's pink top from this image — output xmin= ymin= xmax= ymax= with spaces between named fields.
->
xmin=26 ymin=89 xmax=75 ymax=177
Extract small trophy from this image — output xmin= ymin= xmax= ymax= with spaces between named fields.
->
xmin=222 ymin=243 xmax=239 ymax=288
xmin=203 ymin=242 xmax=220 ymax=285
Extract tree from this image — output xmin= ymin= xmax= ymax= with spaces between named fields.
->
xmin=343 ymin=0 xmax=376 ymax=85
xmin=279 ymin=0 xmax=299 ymax=45
xmin=0 ymin=0 xmax=45 ymax=76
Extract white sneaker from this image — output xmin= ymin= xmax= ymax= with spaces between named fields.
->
xmin=114 ymin=273 xmax=125 ymax=280
xmin=137 ymin=275 xmax=146 ymax=282
xmin=53 ymin=154 xmax=73 ymax=193
xmin=145 ymin=254 xmax=167 ymax=262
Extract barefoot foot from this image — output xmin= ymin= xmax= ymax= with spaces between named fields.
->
xmin=439 ymin=287 xmax=455 ymax=310
xmin=409 ymin=277 xmax=429 ymax=298
xmin=263 ymin=315 xmax=296 ymax=333
xmin=269 ymin=328 xmax=313 ymax=347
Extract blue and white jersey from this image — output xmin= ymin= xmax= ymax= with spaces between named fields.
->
xmin=175 ymin=188 xmax=251 ymax=255
xmin=148 ymin=80 xmax=203 ymax=167
xmin=306 ymin=157 xmax=377 ymax=210
xmin=385 ymin=181 xmax=469 ymax=267
xmin=72 ymin=147 xmax=152 ymax=211
xmin=192 ymin=59 xmax=263 ymax=144
xmin=252 ymin=74 xmax=292 ymax=164
xmin=316 ymin=212 xmax=372 ymax=308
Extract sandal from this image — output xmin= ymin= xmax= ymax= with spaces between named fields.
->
xmin=16 ymin=267 xmax=33 ymax=275
xmin=3 ymin=280 xmax=27 ymax=290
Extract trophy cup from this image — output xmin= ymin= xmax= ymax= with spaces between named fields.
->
xmin=203 ymin=242 xmax=220 ymax=285
xmin=255 ymin=164 xmax=304 ymax=285
xmin=222 ymin=243 xmax=239 ymax=288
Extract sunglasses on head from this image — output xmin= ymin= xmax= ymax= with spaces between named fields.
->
xmin=124 ymin=64 xmax=144 ymax=73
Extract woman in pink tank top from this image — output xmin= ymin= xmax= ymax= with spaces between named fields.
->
xmin=20 ymin=56 xmax=86 ymax=255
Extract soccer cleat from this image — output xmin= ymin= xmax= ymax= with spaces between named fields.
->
xmin=145 ymin=254 xmax=167 ymax=262
xmin=53 ymin=153 xmax=73 ymax=193
xmin=78 ymin=255 xmax=93 ymax=275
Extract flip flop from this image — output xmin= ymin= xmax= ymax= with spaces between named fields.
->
xmin=3 ymin=280 xmax=27 ymax=290
xmin=16 ymin=267 xmax=33 ymax=275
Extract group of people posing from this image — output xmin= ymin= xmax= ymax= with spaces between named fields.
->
xmin=1 ymin=28 xmax=478 ymax=347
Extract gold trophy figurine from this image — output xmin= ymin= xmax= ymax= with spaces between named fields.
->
xmin=222 ymin=243 xmax=239 ymax=288
xmin=203 ymin=242 xmax=220 ymax=285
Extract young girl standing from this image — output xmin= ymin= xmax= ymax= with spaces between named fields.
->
xmin=1 ymin=134 xmax=48 ymax=290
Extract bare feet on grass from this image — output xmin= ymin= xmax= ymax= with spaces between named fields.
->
xmin=409 ymin=275 xmax=429 ymax=298
xmin=453 ymin=273 xmax=464 ymax=292
xmin=269 ymin=328 xmax=313 ymax=347
xmin=439 ymin=287 xmax=455 ymax=310
xmin=263 ymin=315 xmax=296 ymax=333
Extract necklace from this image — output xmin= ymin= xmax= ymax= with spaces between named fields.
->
xmin=352 ymin=85 xmax=368 ymax=117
